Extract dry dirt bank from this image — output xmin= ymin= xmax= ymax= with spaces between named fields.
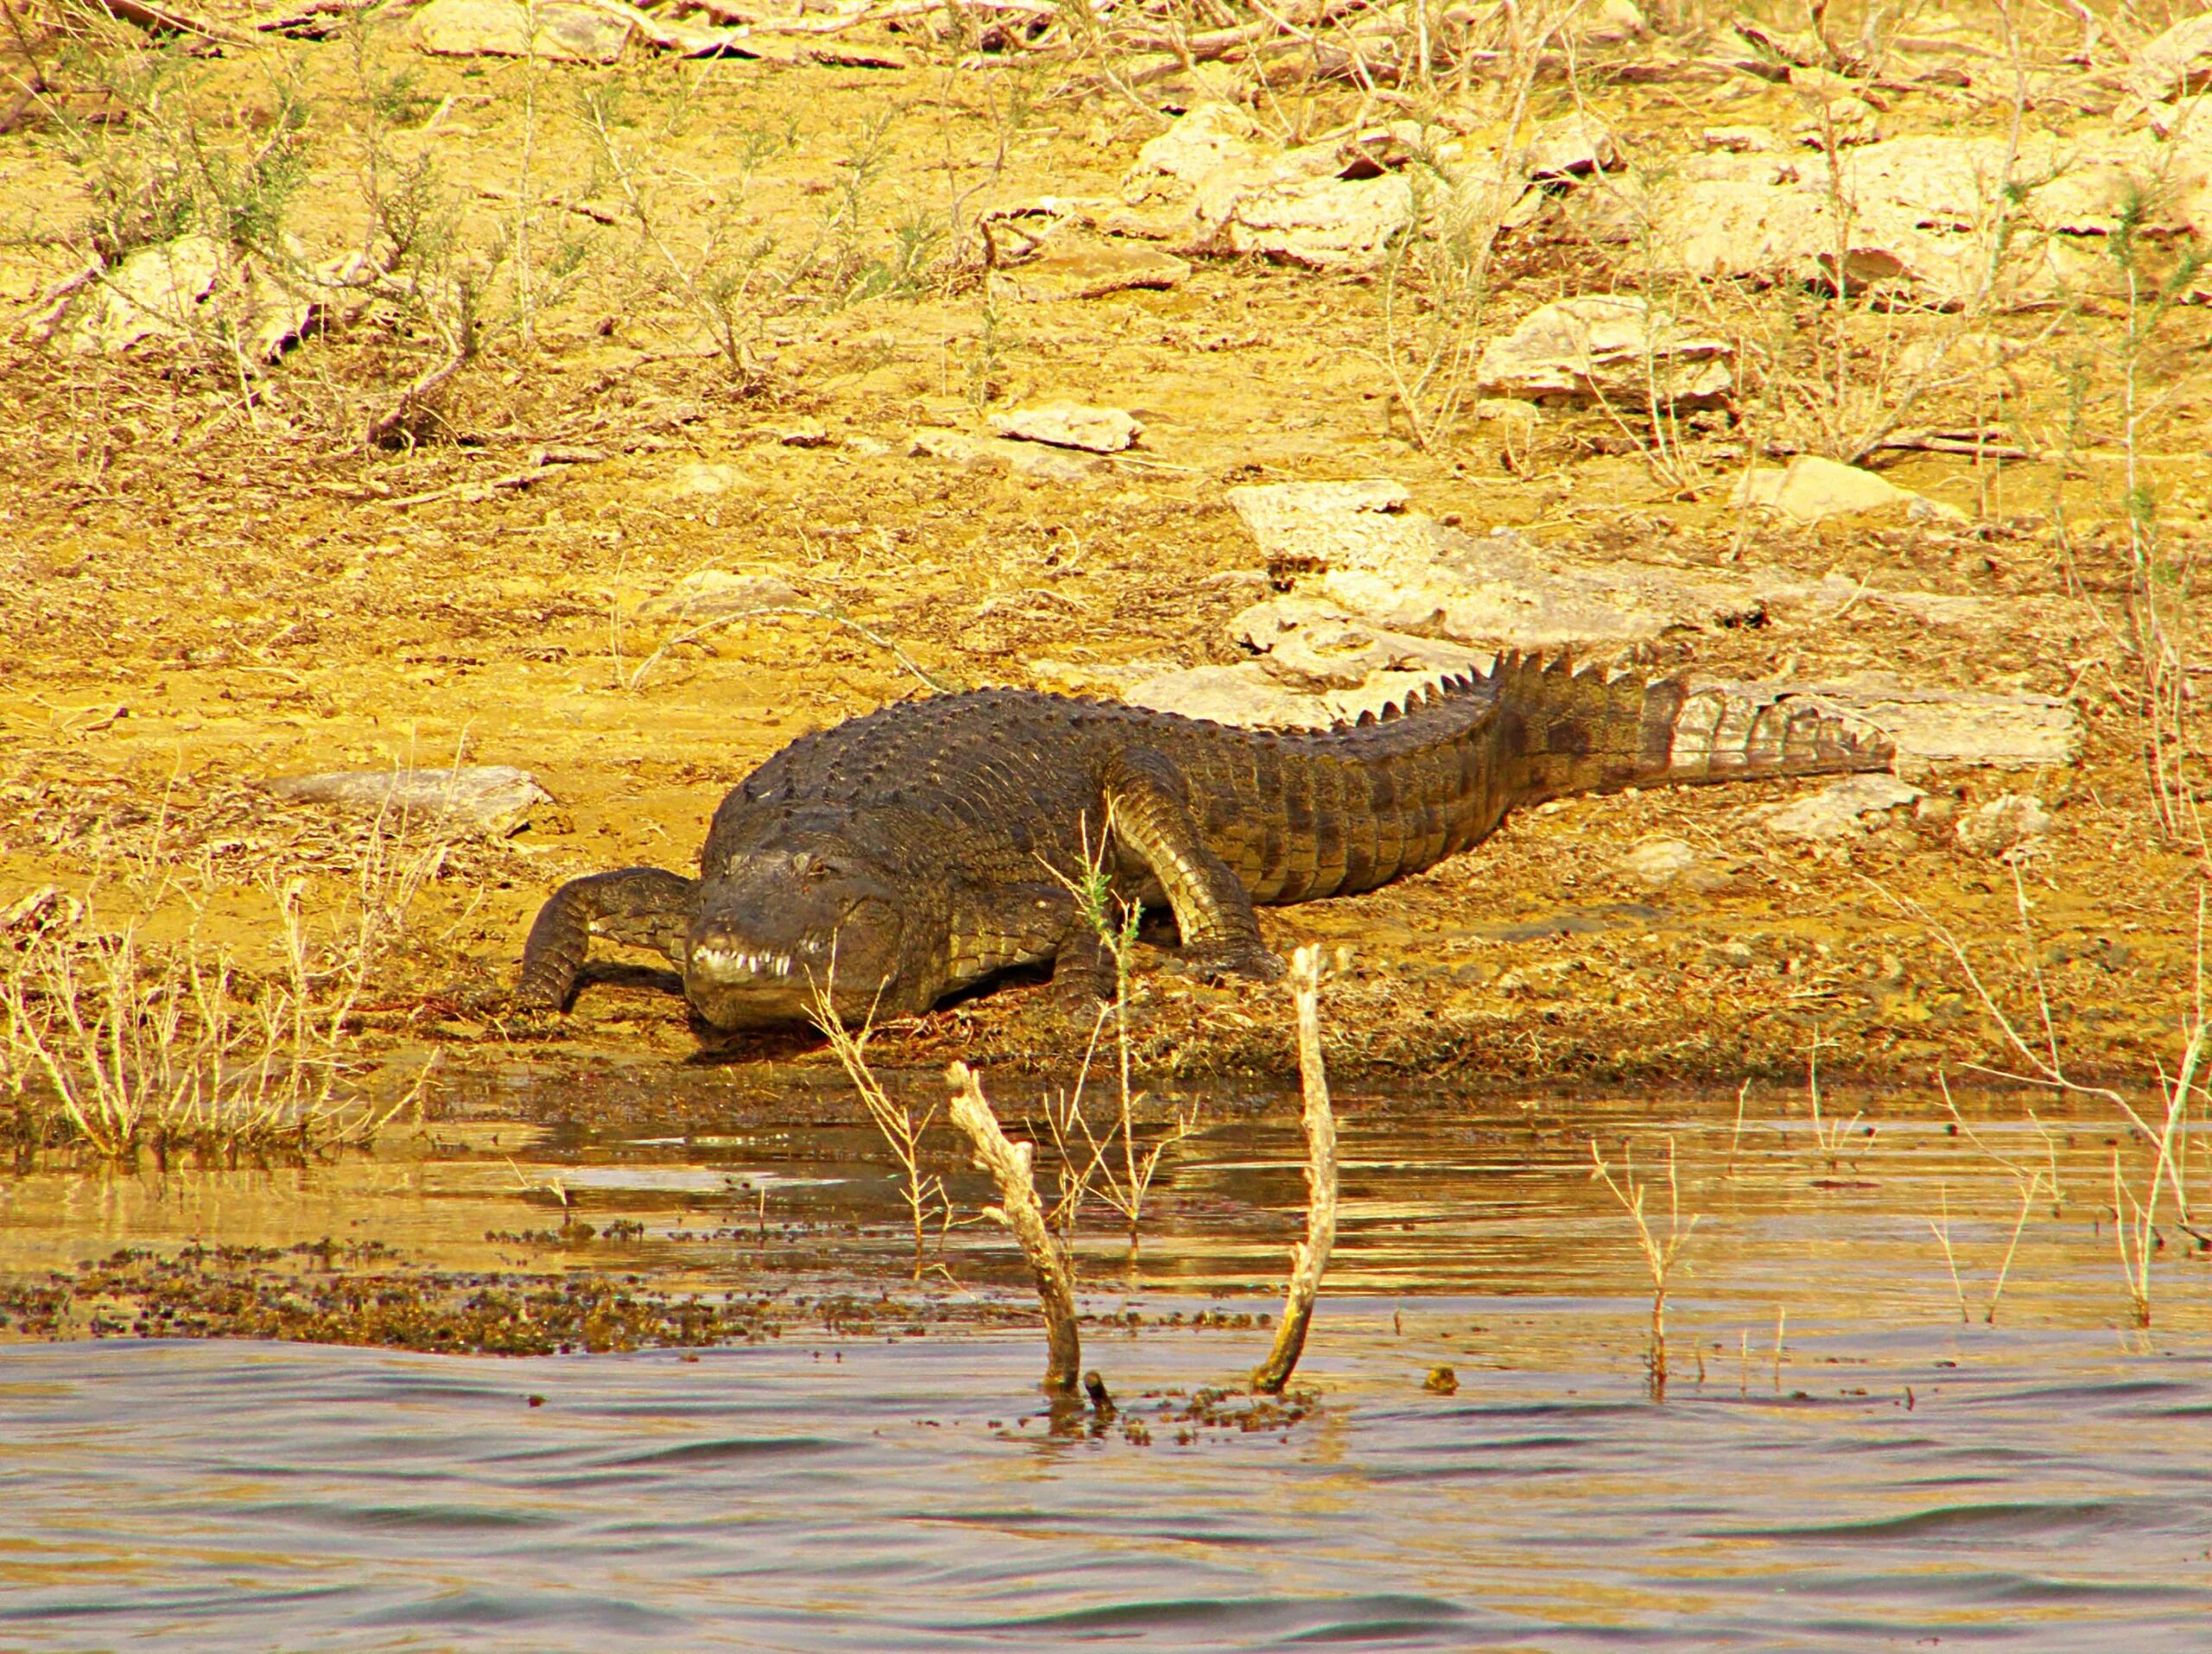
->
xmin=0 ymin=0 xmax=2207 ymax=1117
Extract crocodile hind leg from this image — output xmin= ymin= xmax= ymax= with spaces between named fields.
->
xmin=1050 ymin=922 xmax=1118 ymax=1007
xmin=515 ymin=868 xmax=696 ymax=1012
xmin=1103 ymin=752 xmax=1287 ymax=983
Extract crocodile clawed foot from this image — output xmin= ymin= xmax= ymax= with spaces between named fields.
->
xmin=1178 ymin=942 xmax=1288 ymax=985
xmin=505 ymin=979 xmax=573 ymax=1020
xmin=1048 ymin=964 xmax=1116 ymax=1013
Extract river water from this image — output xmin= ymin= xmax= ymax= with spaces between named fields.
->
xmin=4 ymin=1078 xmax=2210 ymax=1649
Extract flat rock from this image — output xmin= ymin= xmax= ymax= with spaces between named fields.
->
xmin=1733 ymin=455 xmax=1935 ymax=522
xmin=1121 ymin=103 xmax=1445 ymax=270
xmin=1619 ymin=837 xmax=1719 ymax=889
xmin=1520 ymin=112 xmax=1617 ymax=180
xmin=1227 ymin=480 xmax=1778 ymax=650
xmin=61 ymin=236 xmax=222 ymax=355
xmin=264 ymin=767 xmax=554 ymax=836
xmin=1575 ymin=130 xmax=2212 ymax=308
xmin=51 ymin=237 xmax=359 ymax=364
xmin=1001 ymin=232 xmax=1189 ymax=301
xmin=414 ymin=0 xmax=631 ymax=60
xmin=2128 ymin=14 xmax=2212 ymax=103
xmin=1804 ymin=675 xmax=2081 ymax=770
xmin=909 ymin=428 xmax=1100 ymax=481
xmin=1477 ymin=295 xmax=1731 ymax=404
xmin=1198 ymin=170 xmax=1414 ymax=268
xmin=1126 ymin=661 xmax=1446 ymax=728
xmin=1231 ymin=595 xmax=1491 ymax=680
xmin=1762 ymin=773 xmax=1925 ymax=841
xmin=988 ymin=402 xmax=1141 ymax=453
xmin=1225 ymin=479 xmax=2004 ymax=652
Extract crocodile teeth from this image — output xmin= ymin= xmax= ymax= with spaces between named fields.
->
xmin=693 ymin=945 xmax=798 ymax=983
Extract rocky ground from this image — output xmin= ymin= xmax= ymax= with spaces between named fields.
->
xmin=2 ymin=0 xmax=2209 ymax=1123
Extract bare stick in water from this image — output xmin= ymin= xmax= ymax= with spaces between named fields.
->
xmin=1251 ymin=944 xmax=1338 ymax=1395
xmin=945 ymin=1060 xmax=1082 ymax=1398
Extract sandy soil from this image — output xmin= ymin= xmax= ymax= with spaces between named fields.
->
xmin=1 ymin=0 xmax=2206 ymax=1116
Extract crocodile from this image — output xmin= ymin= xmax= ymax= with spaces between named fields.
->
xmin=515 ymin=653 xmax=1891 ymax=1029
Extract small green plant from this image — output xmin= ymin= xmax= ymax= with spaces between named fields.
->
xmin=1039 ymin=824 xmax=1200 ymax=1244
xmin=583 ymin=85 xmax=779 ymax=385
xmin=56 ymin=38 xmax=311 ymax=264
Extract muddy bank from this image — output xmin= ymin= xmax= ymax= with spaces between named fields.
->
xmin=0 ymin=0 xmax=2206 ymax=1116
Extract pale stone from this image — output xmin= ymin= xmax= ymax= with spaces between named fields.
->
xmin=1125 ymin=101 xmax=1268 ymax=194
xmin=265 ymin=767 xmax=554 ymax=836
xmin=1955 ymin=792 xmax=2055 ymax=856
xmin=63 ymin=236 xmax=222 ymax=354
xmin=988 ymin=402 xmax=1141 ymax=453
xmin=2128 ymin=15 xmax=2212 ymax=103
xmin=1762 ymin=773 xmax=1926 ymax=842
xmin=665 ymin=461 xmax=742 ymax=496
xmin=1123 ymin=101 xmax=1417 ymax=270
xmin=414 ymin=0 xmax=631 ymax=60
xmin=1001 ymin=232 xmax=1190 ymax=301
xmin=53 ymin=237 xmax=340 ymax=365
xmin=1599 ymin=130 xmax=2212 ymax=308
xmin=1230 ymin=595 xmax=1490 ymax=678
xmin=1228 ymin=480 xmax=1770 ymax=650
xmin=1196 ymin=169 xmax=1415 ymax=269
xmin=1258 ymin=624 xmax=1397 ymax=690
xmin=1521 ymin=113 xmax=1617 ymax=180
xmin=1620 ymin=837 xmax=1700 ymax=886
xmin=1733 ymin=455 xmax=1920 ymax=522
xmin=1476 ymin=295 xmax=1732 ymax=404
xmin=1812 ymin=676 xmax=2079 ymax=770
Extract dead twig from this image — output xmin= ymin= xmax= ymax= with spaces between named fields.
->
xmin=365 ymin=350 xmax=467 ymax=450
xmin=1250 ymin=944 xmax=1338 ymax=1396
xmin=946 ymin=1060 xmax=1082 ymax=1399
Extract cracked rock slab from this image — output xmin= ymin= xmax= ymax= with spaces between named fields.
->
xmin=1477 ymin=295 xmax=1732 ymax=404
xmin=1225 ymin=479 xmax=2009 ymax=652
xmin=988 ymin=403 xmax=1141 ymax=453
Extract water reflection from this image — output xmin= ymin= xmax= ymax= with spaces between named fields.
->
xmin=3 ymin=1076 xmax=2210 ymax=1647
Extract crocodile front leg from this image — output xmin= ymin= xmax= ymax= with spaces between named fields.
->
xmin=515 ymin=867 xmax=696 ymax=1011
xmin=1103 ymin=751 xmax=1287 ymax=983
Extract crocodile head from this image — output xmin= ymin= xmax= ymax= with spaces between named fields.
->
xmin=683 ymin=843 xmax=931 ymax=1029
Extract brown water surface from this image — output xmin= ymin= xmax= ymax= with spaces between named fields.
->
xmin=3 ymin=1075 xmax=2209 ymax=1649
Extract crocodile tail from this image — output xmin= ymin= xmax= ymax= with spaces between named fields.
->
xmin=1487 ymin=652 xmax=1892 ymax=806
